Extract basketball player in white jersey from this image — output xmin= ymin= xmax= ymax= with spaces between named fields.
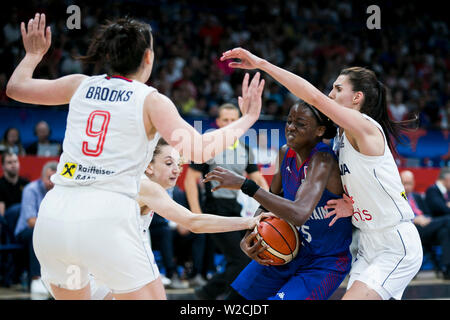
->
xmin=6 ymin=14 xmax=264 ymax=300
xmin=220 ymin=47 xmax=423 ymax=300
xmin=48 ymin=138 xmax=268 ymax=300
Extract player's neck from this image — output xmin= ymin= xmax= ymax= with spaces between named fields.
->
xmin=123 ymin=69 xmax=149 ymax=84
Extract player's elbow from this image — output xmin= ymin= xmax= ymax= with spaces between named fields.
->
xmin=289 ymin=206 xmax=310 ymax=226
xmin=186 ymin=215 xmax=202 ymax=233
xmin=6 ymin=80 xmax=19 ymax=100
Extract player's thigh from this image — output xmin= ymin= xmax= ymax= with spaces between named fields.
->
xmin=348 ymin=223 xmax=422 ymax=300
xmin=269 ymin=268 xmax=348 ymax=300
xmin=50 ymin=282 xmax=92 ymax=300
xmin=83 ymin=204 xmax=160 ymax=294
xmin=231 ymin=261 xmax=288 ymax=300
xmin=342 ymin=280 xmax=382 ymax=300
xmin=113 ymin=277 xmax=166 ymax=300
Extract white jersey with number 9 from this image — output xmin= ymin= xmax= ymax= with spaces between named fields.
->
xmin=51 ymin=74 xmax=159 ymax=198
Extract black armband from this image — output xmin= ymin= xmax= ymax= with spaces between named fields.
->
xmin=240 ymin=179 xmax=260 ymax=197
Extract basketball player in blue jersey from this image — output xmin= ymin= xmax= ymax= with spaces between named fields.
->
xmin=220 ymin=47 xmax=422 ymax=300
xmin=204 ymin=101 xmax=352 ymax=300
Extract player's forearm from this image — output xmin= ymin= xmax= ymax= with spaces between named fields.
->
xmin=257 ymin=59 xmax=369 ymax=137
xmin=0 ymin=202 xmax=5 ymax=216
xmin=250 ymin=173 xmax=270 ymax=191
xmin=188 ymin=213 xmax=254 ymax=233
xmin=258 ymin=59 xmax=326 ymax=110
xmin=184 ymin=181 xmax=202 ymax=213
xmin=6 ymin=54 xmax=42 ymax=100
xmin=192 ymin=115 xmax=256 ymax=163
xmin=252 ymin=188 xmax=312 ymax=226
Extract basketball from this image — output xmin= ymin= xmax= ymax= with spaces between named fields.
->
xmin=254 ymin=215 xmax=300 ymax=265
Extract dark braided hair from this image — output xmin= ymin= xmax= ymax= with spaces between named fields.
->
xmin=78 ymin=17 xmax=152 ymax=76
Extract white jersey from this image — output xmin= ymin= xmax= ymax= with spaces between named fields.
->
xmin=51 ymin=74 xmax=160 ymax=198
xmin=334 ymin=114 xmax=414 ymax=231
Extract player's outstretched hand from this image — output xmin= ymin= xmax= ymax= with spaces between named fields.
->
xmin=21 ymin=13 xmax=51 ymax=58
xmin=237 ymin=72 xmax=264 ymax=119
xmin=324 ymin=193 xmax=354 ymax=227
xmin=240 ymin=229 xmax=273 ymax=266
xmin=220 ymin=47 xmax=264 ymax=70
xmin=203 ymin=166 xmax=246 ymax=191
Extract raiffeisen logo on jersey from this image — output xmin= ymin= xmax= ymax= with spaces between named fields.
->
xmin=61 ymin=162 xmax=115 ymax=181
xmin=61 ymin=162 xmax=77 ymax=179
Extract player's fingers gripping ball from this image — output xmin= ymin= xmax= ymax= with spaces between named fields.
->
xmin=254 ymin=215 xmax=300 ymax=265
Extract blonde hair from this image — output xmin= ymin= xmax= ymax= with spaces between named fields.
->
xmin=218 ymin=103 xmax=240 ymax=117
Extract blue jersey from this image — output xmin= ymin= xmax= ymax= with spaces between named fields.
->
xmin=231 ymin=142 xmax=352 ymax=300
xmin=281 ymin=142 xmax=352 ymax=257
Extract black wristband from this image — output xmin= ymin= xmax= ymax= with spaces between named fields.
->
xmin=240 ymin=179 xmax=260 ymax=197
xmin=258 ymin=204 xmax=269 ymax=212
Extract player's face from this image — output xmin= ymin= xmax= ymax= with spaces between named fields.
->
xmin=328 ymin=75 xmax=360 ymax=111
xmin=285 ymin=105 xmax=322 ymax=150
xmin=149 ymin=145 xmax=181 ymax=189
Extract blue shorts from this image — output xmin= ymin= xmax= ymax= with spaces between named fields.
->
xmin=231 ymin=249 xmax=351 ymax=300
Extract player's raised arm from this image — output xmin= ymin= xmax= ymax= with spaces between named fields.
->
xmin=6 ymin=13 xmax=87 ymax=105
xmin=221 ymin=48 xmax=379 ymax=151
xmin=146 ymin=72 xmax=265 ymax=164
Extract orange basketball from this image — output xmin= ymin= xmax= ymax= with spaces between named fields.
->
xmin=255 ymin=215 xmax=300 ymax=265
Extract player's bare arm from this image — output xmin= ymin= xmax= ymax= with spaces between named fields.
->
xmin=221 ymin=48 xmax=384 ymax=156
xmin=145 ymin=72 xmax=264 ymax=164
xmin=137 ymin=177 xmax=265 ymax=233
xmin=204 ymin=152 xmax=337 ymax=227
xmin=6 ymin=13 xmax=87 ymax=105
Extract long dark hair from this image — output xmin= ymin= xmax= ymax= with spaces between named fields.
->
xmin=339 ymin=67 xmax=418 ymax=153
xmin=78 ymin=17 xmax=152 ymax=75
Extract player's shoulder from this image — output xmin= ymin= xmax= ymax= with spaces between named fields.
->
xmin=144 ymin=89 xmax=170 ymax=105
xmin=279 ymin=144 xmax=289 ymax=159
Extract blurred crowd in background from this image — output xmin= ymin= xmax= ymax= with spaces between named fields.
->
xmin=0 ymin=0 xmax=448 ymax=127
xmin=0 ymin=0 xmax=450 ymax=296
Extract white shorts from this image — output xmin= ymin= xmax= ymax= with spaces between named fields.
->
xmin=33 ymin=185 xmax=160 ymax=294
xmin=347 ymin=221 xmax=423 ymax=300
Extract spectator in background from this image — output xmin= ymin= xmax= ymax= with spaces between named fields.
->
xmin=60 ymin=46 xmax=83 ymax=75
xmin=2 ymin=10 xmax=20 ymax=45
xmin=184 ymin=103 xmax=269 ymax=300
xmin=425 ymin=167 xmax=450 ymax=217
xmin=1 ymin=2 xmax=448 ymax=130
xmin=0 ymin=127 xmax=26 ymax=156
xmin=0 ymin=72 xmax=10 ymax=102
xmin=0 ymin=151 xmax=29 ymax=219
xmin=388 ymin=89 xmax=409 ymax=122
xmin=252 ymin=130 xmax=278 ymax=171
xmin=149 ymin=210 xmax=189 ymax=289
xmin=170 ymin=185 xmax=212 ymax=288
xmin=14 ymin=161 xmax=57 ymax=299
xmin=0 ymin=151 xmax=29 ymax=286
xmin=25 ymin=121 xmax=61 ymax=157
xmin=401 ymin=170 xmax=450 ymax=279
xmin=264 ymin=99 xmax=281 ymax=119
